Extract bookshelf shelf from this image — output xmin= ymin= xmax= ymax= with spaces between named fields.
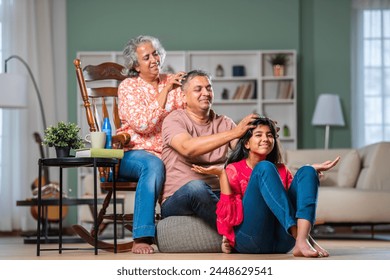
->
xmin=262 ymin=99 xmax=295 ymax=104
xmin=279 ymin=137 xmax=295 ymax=141
xmin=213 ymin=77 xmax=258 ymax=81
xmin=213 ymin=99 xmax=258 ymax=105
xmin=262 ymin=75 xmax=295 ymax=81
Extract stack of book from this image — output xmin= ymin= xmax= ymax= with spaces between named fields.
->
xmin=232 ymin=82 xmax=255 ymax=100
xmin=75 ymin=148 xmax=124 ymax=159
xmin=276 ymin=81 xmax=294 ymax=99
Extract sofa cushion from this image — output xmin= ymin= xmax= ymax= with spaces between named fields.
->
xmin=337 ymin=149 xmax=361 ymax=188
xmin=284 ymin=148 xmax=351 ymax=186
xmin=356 ymin=142 xmax=390 ymax=191
xmin=156 ymin=216 xmax=222 ymax=253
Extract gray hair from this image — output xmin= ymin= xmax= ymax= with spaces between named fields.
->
xmin=181 ymin=70 xmax=212 ymax=90
xmin=122 ymin=35 xmax=167 ymax=77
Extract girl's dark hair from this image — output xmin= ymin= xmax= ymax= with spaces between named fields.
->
xmin=226 ymin=116 xmax=282 ymax=166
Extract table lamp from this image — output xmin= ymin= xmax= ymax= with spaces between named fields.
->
xmin=311 ymin=93 xmax=345 ymax=149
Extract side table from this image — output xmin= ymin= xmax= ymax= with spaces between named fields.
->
xmin=36 ymin=157 xmax=119 ymax=256
xmin=16 ymin=197 xmax=125 ymax=244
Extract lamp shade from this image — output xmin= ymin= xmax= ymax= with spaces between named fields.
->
xmin=312 ymin=93 xmax=345 ymax=126
xmin=0 ymin=73 xmax=28 ymax=108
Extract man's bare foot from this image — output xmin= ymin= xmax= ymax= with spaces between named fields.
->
xmin=308 ymin=235 xmax=329 ymax=257
xmin=132 ymin=238 xmax=154 ymax=254
xmin=292 ymin=238 xmax=319 ymax=258
xmin=221 ymin=236 xmax=232 ymax=254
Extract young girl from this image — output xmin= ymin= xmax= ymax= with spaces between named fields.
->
xmin=192 ymin=117 xmax=339 ymax=257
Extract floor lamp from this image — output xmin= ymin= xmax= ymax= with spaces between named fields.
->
xmin=1 ymin=55 xmax=49 ymax=157
xmin=0 ymin=72 xmax=27 ymax=108
xmin=311 ymin=93 xmax=345 ymax=149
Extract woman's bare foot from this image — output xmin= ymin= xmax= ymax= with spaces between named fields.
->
xmin=221 ymin=236 xmax=232 ymax=254
xmin=132 ymin=238 xmax=154 ymax=254
xmin=292 ymin=238 xmax=319 ymax=258
xmin=308 ymin=235 xmax=329 ymax=257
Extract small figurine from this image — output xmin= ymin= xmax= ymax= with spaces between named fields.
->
xmin=221 ymin=88 xmax=229 ymax=100
xmin=216 ymin=64 xmax=224 ymax=77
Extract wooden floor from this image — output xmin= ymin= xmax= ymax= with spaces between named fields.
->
xmin=1 ymin=234 xmax=389 ymax=260
xmin=2 ymin=227 xmax=389 ymax=280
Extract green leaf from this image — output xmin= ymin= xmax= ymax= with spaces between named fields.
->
xmin=43 ymin=121 xmax=85 ymax=149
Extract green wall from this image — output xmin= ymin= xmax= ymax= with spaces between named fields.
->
xmin=67 ymin=0 xmax=351 ymax=150
xmin=66 ymin=0 xmax=351 ymax=224
xmin=300 ymin=0 xmax=351 ymax=149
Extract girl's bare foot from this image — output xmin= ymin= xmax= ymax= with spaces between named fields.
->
xmin=132 ymin=238 xmax=154 ymax=254
xmin=309 ymin=235 xmax=329 ymax=257
xmin=292 ymin=219 xmax=325 ymax=258
xmin=292 ymin=238 xmax=319 ymax=258
xmin=221 ymin=236 xmax=232 ymax=254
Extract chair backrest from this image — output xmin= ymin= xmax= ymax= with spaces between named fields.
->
xmin=74 ymin=58 xmax=135 ymax=188
xmin=74 ymin=58 xmax=127 ymax=134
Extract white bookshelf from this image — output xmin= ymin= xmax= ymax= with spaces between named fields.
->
xmin=259 ymin=50 xmax=297 ymax=151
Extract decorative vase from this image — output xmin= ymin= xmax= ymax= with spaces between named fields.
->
xmin=283 ymin=125 xmax=290 ymax=137
xmin=55 ymin=146 xmax=71 ymax=158
xmin=273 ymin=64 xmax=285 ymax=76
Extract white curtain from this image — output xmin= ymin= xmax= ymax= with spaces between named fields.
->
xmin=351 ymin=0 xmax=390 ymax=147
xmin=0 ymin=0 xmax=67 ymax=231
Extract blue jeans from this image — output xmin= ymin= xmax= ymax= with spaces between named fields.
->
xmin=118 ymin=150 xmax=165 ymax=239
xmin=160 ymin=180 xmax=220 ymax=230
xmin=234 ymin=161 xmax=319 ymax=254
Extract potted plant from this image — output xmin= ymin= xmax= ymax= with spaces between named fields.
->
xmin=43 ymin=121 xmax=84 ymax=157
xmin=268 ymin=53 xmax=289 ymax=76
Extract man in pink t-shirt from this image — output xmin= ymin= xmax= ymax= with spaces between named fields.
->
xmin=161 ymin=70 xmax=258 ymax=229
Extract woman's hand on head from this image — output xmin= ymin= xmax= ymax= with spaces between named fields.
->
xmin=166 ymin=71 xmax=187 ymax=91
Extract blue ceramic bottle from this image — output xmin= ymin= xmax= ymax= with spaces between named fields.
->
xmin=102 ymin=117 xmax=112 ymax=149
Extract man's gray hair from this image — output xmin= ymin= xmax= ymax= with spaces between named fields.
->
xmin=181 ymin=70 xmax=212 ymax=90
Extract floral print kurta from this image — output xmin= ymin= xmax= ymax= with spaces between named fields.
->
xmin=117 ymin=74 xmax=184 ymax=157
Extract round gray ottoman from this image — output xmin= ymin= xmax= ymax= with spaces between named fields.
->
xmin=156 ymin=216 xmax=222 ymax=253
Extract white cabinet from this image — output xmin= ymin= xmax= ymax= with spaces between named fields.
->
xmin=77 ymin=50 xmax=297 ymax=149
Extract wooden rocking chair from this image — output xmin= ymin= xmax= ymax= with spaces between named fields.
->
xmin=72 ymin=58 xmax=136 ymax=252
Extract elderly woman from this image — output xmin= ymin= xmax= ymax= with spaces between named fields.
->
xmin=116 ymin=35 xmax=186 ymax=254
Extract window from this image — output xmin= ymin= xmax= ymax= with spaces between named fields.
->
xmin=0 ymin=0 xmax=3 ymax=189
xmin=352 ymin=2 xmax=390 ymax=147
xmin=363 ymin=10 xmax=390 ymax=144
